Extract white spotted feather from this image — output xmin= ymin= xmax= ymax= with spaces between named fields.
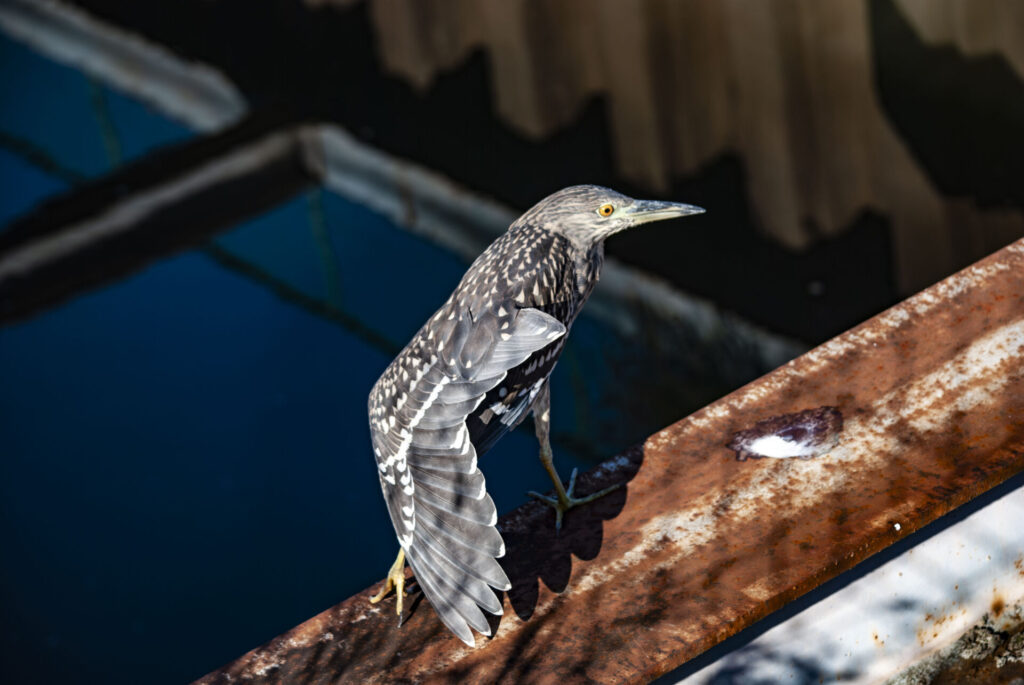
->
xmin=369 ymin=305 xmax=565 ymax=645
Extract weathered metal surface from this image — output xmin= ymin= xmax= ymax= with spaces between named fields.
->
xmin=676 ymin=474 xmax=1024 ymax=683
xmin=196 ymin=238 xmax=1024 ymax=684
xmin=365 ymin=0 xmax=1024 ymax=293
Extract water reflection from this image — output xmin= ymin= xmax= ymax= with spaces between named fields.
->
xmin=0 ymin=33 xmax=191 ymax=226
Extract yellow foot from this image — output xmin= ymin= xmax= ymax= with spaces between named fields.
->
xmin=369 ymin=548 xmax=407 ymax=621
xmin=527 ymin=468 xmax=621 ymax=532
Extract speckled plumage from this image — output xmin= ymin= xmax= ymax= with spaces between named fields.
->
xmin=367 ymin=185 xmax=703 ymax=645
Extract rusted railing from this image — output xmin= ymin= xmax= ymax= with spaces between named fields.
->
xmin=195 ymin=239 xmax=1024 ymax=683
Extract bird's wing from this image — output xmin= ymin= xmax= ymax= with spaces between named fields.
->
xmin=370 ymin=306 xmax=566 ymax=645
xmin=466 ymin=329 xmax=566 ymax=457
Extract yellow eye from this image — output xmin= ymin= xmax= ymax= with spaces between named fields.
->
xmin=598 ymin=203 xmax=614 ymax=217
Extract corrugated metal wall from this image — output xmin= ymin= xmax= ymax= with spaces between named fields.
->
xmin=352 ymin=0 xmax=1024 ymax=293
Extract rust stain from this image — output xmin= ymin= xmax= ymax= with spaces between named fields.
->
xmin=916 ymin=618 xmax=932 ymax=645
xmin=993 ymin=596 xmax=1006 ymax=619
xmin=916 ymin=608 xmax=959 ymax=646
xmin=196 ymin=239 xmax=1024 ymax=684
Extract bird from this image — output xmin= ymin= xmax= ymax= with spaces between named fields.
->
xmin=366 ymin=185 xmax=704 ymax=646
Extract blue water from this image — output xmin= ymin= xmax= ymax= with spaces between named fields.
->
xmin=0 ymin=195 xmax=596 ymax=685
xmin=0 ymin=33 xmax=605 ymax=682
xmin=0 ymin=33 xmax=190 ymax=225
xmin=0 ymin=148 xmax=68 ymax=226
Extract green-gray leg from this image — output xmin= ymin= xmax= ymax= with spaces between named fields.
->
xmin=527 ymin=381 xmax=621 ymax=531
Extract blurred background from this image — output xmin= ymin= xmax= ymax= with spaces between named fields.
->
xmin=0 ymin=0 xmax=1021 ymax=682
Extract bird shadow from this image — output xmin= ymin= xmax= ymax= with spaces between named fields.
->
xmin=490 ymin=443 xmax=644 ymax=627
xmin=389 ymin=444 xmax=643 ymax=642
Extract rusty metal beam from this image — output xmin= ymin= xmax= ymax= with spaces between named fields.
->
xmin=195 ymin=237 xmax=1024 ymax=684
xmin=676 ymin=472 xmax=1024 ymax=683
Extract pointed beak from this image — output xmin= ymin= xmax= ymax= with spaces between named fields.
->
xmin=626 ymin=200 xmax=705 ymax=225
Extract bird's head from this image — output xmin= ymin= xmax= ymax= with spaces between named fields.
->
xmin=520 ymin=184 xmax=704 ymax=249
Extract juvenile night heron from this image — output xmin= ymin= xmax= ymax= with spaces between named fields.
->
xmin=367 ymin=185 xmax=704 ymax=645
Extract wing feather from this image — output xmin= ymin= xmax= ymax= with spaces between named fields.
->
xmin=413 ymin=517 xmax=511 ymax=591
xmin=406 ymin=551 xmax=491 ymax=635
xmin=416 ymin=480 xmax=498 ymax=525
xmin=370 ymin=306 xmax=565 ymax=645
xmin=436 ymin=375 xmax=505 ymax=403
xmin=415 ymin=498 xmax=505 ymax=557
xmin=404 ymin=554 xmax=477 ymax=644
xmin=409 ymin=464 xmax=486 ymax=498
xmin=412 ymin=541 xmax=504 ymax=616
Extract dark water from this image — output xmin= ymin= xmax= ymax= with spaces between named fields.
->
xmin=0 ymin=35 xmax=190 ymax=224
xmin=1 ymin=239 xmax=586 ymax=683
xmin=0 ymin=34 xmax=632 ymax=683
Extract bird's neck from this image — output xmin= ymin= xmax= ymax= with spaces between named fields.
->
xmin=572 ymin=241 xmax=604 ymax=299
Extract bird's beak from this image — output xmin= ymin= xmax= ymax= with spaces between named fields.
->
xmin=626 ymin=200 xmax=705 ymax=225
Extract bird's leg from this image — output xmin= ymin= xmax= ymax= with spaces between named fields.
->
xmin=369 ymin=548 xmax=407 ymax=621
xmin=526 ymin=382 xmax=621 ymax=531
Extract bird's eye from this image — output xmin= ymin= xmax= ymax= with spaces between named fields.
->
xmin=598 ymin=203 xmax=615 ymax=217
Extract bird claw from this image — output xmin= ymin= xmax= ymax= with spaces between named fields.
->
xmin=527 ymin=468 xmax=622 ymax=533
xmin=370 ymin=548 xmax=407 ymax=622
